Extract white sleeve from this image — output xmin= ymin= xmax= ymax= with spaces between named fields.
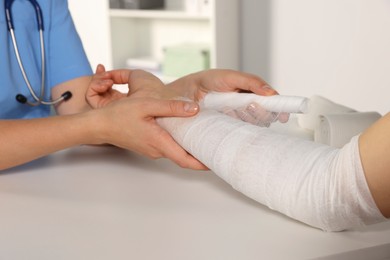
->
xmin=157 ymin=109 xmax=386 ymax=231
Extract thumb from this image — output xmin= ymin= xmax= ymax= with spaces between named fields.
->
xmin=92 ymin=80 xmax=114 ymax=94
xmin=95 ymin=64 xmax=106 ymax=74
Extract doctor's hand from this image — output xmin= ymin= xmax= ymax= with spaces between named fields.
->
xmin=86 ymin=67 xmax=206 ymax=170
xmin=90 ymin=96 xmax=207 ymax=170
xmin=166 ymin=69 xmax=289 ymax=125
xmin=167 ymin=69 xmax=277 ymax=100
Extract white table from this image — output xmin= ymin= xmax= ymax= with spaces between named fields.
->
xmin=0 ymin=145 xmax=389 ymax=260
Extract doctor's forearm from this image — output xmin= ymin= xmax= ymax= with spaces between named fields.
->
xmin=52 ymin=75 xmax=94 ymax=115
xmin=0 ymin=113 xmax=99 ymax=171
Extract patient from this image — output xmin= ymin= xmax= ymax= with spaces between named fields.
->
xmin=90 ymin=67 xmax=390 ymax=232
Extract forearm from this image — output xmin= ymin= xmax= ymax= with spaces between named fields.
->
xmin=359 ymin=112 xmax=390 ymax=217
xmin=53 ymin=76 xmax=94 ymax=115
xmin=0 ymin=113 xmax=98 ymax=170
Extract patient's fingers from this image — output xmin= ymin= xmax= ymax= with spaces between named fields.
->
xmin=221 ymin=107 xmax=241 ymax=120
xmin=278 ymin=112 xmax=290 ymax=123
xmin=219 ymin=102 xmax=291 ymax=127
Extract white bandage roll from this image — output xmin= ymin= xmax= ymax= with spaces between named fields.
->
xmin=158 ymin=110 xmax=385 ymax=231
xmin=202 ymin=92 xmax=309 ymax=113
xmin=297 ymin=95 xmax=356 ymax=130
xmin=315 ymin=112 xmax=382 ymax=148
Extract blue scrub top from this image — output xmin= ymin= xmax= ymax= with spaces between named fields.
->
xmin=0 ymin=0 xmax=92 ymax=119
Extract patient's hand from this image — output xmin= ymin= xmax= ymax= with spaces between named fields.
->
xmin=222 ymin=103 xmax=284 ymax=127
xmin=126 ymin=69 xmax=180 ymax=100
xmin=86 ymin=64 xmax=126 ymax=109
xmin=86 ymin=65 xmax=181 ymax=108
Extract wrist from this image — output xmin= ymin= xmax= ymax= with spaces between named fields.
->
xmin=80 ymin=109 xmax=109 ymax=145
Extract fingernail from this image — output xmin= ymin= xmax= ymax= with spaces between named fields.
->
xmin=184 ymin=102 xmax=199 ymax=113
xmin=262 ymin=84 xmax=279 ymax=95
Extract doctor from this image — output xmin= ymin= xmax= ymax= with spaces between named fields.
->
xmin=0 ymin=0 xmax=276 ymax=170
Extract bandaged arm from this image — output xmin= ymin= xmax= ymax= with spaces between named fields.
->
xmin=158 ymin=110 xmax=387 ymax=231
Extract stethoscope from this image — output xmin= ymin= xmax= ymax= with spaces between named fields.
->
xmin=5 ymin=0 xmax=72 ymax=106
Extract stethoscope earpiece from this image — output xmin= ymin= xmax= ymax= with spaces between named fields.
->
xmin=15 ymin=94 xmax=28 ymax=104
xmin=62 ymin=91 xmax=72 ymax=101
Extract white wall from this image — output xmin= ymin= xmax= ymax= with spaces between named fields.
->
xmin=242 ymin=0 xmax=390 ymax=115
xmin=68 ymin=0 xmax=112 ymax=70
xmin=69 ymin=0 xmax=390 ymax=114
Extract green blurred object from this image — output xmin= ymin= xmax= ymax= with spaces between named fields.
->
xmin=162 ymin=44 xmax=210 ymax=78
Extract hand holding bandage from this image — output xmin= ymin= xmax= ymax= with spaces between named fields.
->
xmin=165 ymin=69 xmax=287 ymax=126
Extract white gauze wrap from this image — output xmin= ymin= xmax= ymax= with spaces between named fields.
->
xmin=158 ymin=96 xmax=385 ymax=231
xmin=202 ymin=92 xmax=309 ymax=113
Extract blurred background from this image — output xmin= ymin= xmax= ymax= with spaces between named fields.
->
xmin=68 ymin=0 xmax=390 ymax=114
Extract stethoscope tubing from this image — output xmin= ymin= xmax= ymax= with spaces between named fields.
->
xmin=5 ymin=0 xmax=44 ymax=31
xmin=5 ymin=0 xmax=71 ymax=106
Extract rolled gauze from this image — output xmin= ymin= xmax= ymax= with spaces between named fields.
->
xmin=297 ymin=95 xmax=356 ymax=130
xmin=315 ymin=112 xmax=382 ymax=148
xmin=201 ymin=92 xmax=309 ymax=113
